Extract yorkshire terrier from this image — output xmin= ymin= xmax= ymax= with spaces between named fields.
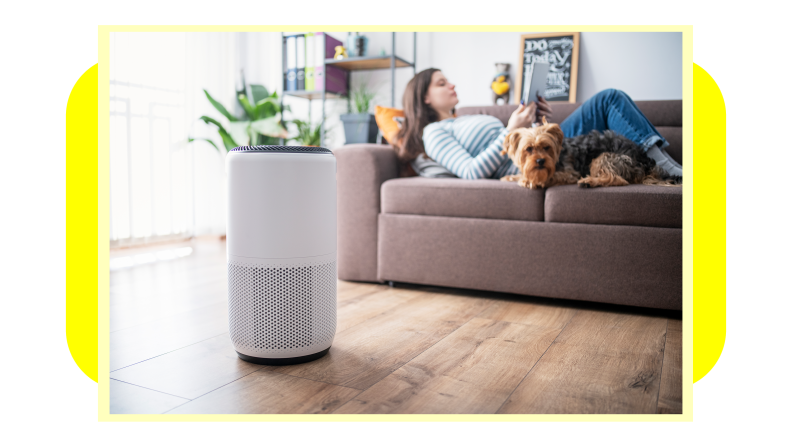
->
xmin=500 ymin=117 xmax=682 ymax=189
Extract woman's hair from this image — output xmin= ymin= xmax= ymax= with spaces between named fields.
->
xmin=394 ymin=68 xmax=444 ymax=164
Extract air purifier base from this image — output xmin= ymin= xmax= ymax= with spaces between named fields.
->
xmin=236 ymin=347 xmax=330 ymax=366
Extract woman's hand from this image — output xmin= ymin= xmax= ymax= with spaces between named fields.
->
xmin=506 ymin=101 xmax=537 ymax=131
xmin=535 ymin=95 xmax=553 ymax=121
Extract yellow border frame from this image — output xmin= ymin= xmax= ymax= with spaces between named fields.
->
xmin=71 ymin=25 xmax=709 ymax=421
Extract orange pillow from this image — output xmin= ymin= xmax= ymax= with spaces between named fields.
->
xmin=374 ymin=105 xmax=404 ymax=145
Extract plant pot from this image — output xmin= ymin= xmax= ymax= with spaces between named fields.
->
xmin=340 ymin=113 xmax=378 ymax=144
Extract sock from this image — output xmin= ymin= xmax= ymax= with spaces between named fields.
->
xmin=646 ymin=145 xmax=683 ymax=177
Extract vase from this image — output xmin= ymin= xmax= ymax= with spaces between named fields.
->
xmin=340 ymin=113 xmax=378 ymax=144
xmin=353 ymin=35 xmax=368 ymax=57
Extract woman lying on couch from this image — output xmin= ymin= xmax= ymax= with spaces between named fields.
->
xmin=394 ymin=68 xmax=683 ymax=179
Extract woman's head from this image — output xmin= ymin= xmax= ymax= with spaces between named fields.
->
xmin=394 ymin=68 xmax=458 ymax=163
xmin=423 ymin=70 xmax=458 ymax=115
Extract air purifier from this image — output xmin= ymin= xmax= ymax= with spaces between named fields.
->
xmin=226 ymin=145 xmax=337 ymax=365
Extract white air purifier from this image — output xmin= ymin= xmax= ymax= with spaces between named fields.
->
xmin=226 ymin=145 xmax=337 ymax=365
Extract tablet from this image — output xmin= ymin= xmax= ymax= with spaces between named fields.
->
xmin=522 ymin=61 xmax=550 ymax=105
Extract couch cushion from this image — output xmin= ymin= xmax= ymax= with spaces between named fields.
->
xmin=545 ymin=184 xmax=682 ymax=228
xmin=381 ymin=177 xmax=545 ymax=222
xmin=378 ymin=213 xmax=681 ymax=310
xmin=636 ymin=100 xmax=682 ymax=127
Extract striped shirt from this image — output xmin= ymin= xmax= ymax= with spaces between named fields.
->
xmin=422 ymin=115 xmax=520 ymax=179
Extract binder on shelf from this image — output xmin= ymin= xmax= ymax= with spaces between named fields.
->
xmin=296 ymin=35 xmax=306 ymax=91
xmin=285 ymin=35 xmax=297 ymax=92
xmin=325 ymin=65 xmax=347 ymax=96
xmin=323 ymin=32 xmax=343 ymax=60
xmin=317 ymin=32 xmax=345 ymax=95
xmin=326 ymin=33 xmax=345 ymax=95
xmin=283 ymin=32 xmax=347 ymax=97
xmin=314 ymin=32 xmax=325 ymax=92
xmin=305 ymin=33 xmax=315 ymax=91
xmin=325 ymin=33 xmax=343 ymax=59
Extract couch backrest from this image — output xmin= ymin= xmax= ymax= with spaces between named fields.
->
xmin=456 ymin=100 xmax=682 ymax=165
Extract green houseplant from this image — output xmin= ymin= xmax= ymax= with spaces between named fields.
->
xmin=340 ymin=82 xmax=379 ymax=144
xmin=189 ymin=80 xmax=288 ymax=153
xmin=289 ymin=119 xmax=323 ymax=147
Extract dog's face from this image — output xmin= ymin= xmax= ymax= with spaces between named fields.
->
xmin=501 ymin=122 xmax=564 ymax=188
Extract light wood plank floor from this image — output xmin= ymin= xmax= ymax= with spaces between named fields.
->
xmin=109 ymin=240 xmax=682 ymax=415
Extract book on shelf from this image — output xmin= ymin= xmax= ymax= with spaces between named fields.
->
xmin=296 ymin=35 xmax=305 ymax=91
xmin=305 ymin=33 xmax=315 ymax=91
xmin=316 ymin=32 xmax=344 ymax=94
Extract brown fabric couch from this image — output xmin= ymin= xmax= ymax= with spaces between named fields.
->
xmin=334 ymin=101 xmax=682 ymax=311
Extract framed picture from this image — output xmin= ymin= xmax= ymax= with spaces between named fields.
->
xmin=515 ymin=32 xmax=580 ymax=103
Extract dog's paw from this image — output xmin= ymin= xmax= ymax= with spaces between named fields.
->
xmin=577 ymin=178 xmax=594 ymax=188
xmin=500 ymin=175 xmax=521 ymax=183
xmin=518 ymin=178 xmax=541 ymax=189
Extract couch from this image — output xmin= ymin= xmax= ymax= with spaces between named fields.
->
xmin=333 ymin=101 xmax=682 ymax=311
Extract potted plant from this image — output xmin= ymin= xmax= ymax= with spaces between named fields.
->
xmin=188 ymin=77 xmax=288 ymax=153
xmin=289 ymin=119 xmax=322 ymax=147
xmin=340 ymin=82 xmax=378 ymax=144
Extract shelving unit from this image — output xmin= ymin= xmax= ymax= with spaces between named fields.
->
xmin=280 ymin=32 xmax=417 ymax=146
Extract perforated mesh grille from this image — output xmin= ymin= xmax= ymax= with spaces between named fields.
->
xmin=230 ymin=145 xmax=332 ymax=155
xmin=228 ymin=260 xmax=337 ymax=352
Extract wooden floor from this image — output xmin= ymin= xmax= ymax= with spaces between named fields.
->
xmin=109 ymin=240 xmax=682 ymax=415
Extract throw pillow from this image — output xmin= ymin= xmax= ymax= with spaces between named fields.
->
xmin=374 ymin=105 xmax=404 ymax=145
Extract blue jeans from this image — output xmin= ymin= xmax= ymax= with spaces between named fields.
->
xmin=559 ymin=89 xmax=668 ymax=151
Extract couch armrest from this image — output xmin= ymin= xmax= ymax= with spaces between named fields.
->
xmin=333 ymin=144 xmax=399 ymax=282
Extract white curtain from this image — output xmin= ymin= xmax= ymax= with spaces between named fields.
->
xmin=109 ymin=32 xmax=268 ymax=245
xmin=109 ymin=32 xmax=352 ymax=246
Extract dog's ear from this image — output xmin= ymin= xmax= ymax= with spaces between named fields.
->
xmin=544 ymin=123 xmax=564 ymax=147
xmin=501 ymin=130 xmax=521 ymax=156
xmin=541 ymin=115 xmax=548 ymax=126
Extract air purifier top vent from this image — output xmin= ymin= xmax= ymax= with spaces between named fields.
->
xmin=230 ymin=145 xmax=332 ymax=155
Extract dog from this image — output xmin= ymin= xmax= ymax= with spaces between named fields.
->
xmin=500 ymin=117 xmax=682 ymax=189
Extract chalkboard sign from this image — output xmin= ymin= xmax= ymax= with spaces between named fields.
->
xmin=515 ymin=32 xmax=580 ymax=103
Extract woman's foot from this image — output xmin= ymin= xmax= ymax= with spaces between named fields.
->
xmin=646 ymin=144 xmax=682 ymax=177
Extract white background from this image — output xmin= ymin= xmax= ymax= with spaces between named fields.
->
xmin=0 ymin=1 xmax=788 ymax=444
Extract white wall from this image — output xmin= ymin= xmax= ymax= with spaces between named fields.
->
xmin=575 ymin=32 xmax=682 ymax=102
